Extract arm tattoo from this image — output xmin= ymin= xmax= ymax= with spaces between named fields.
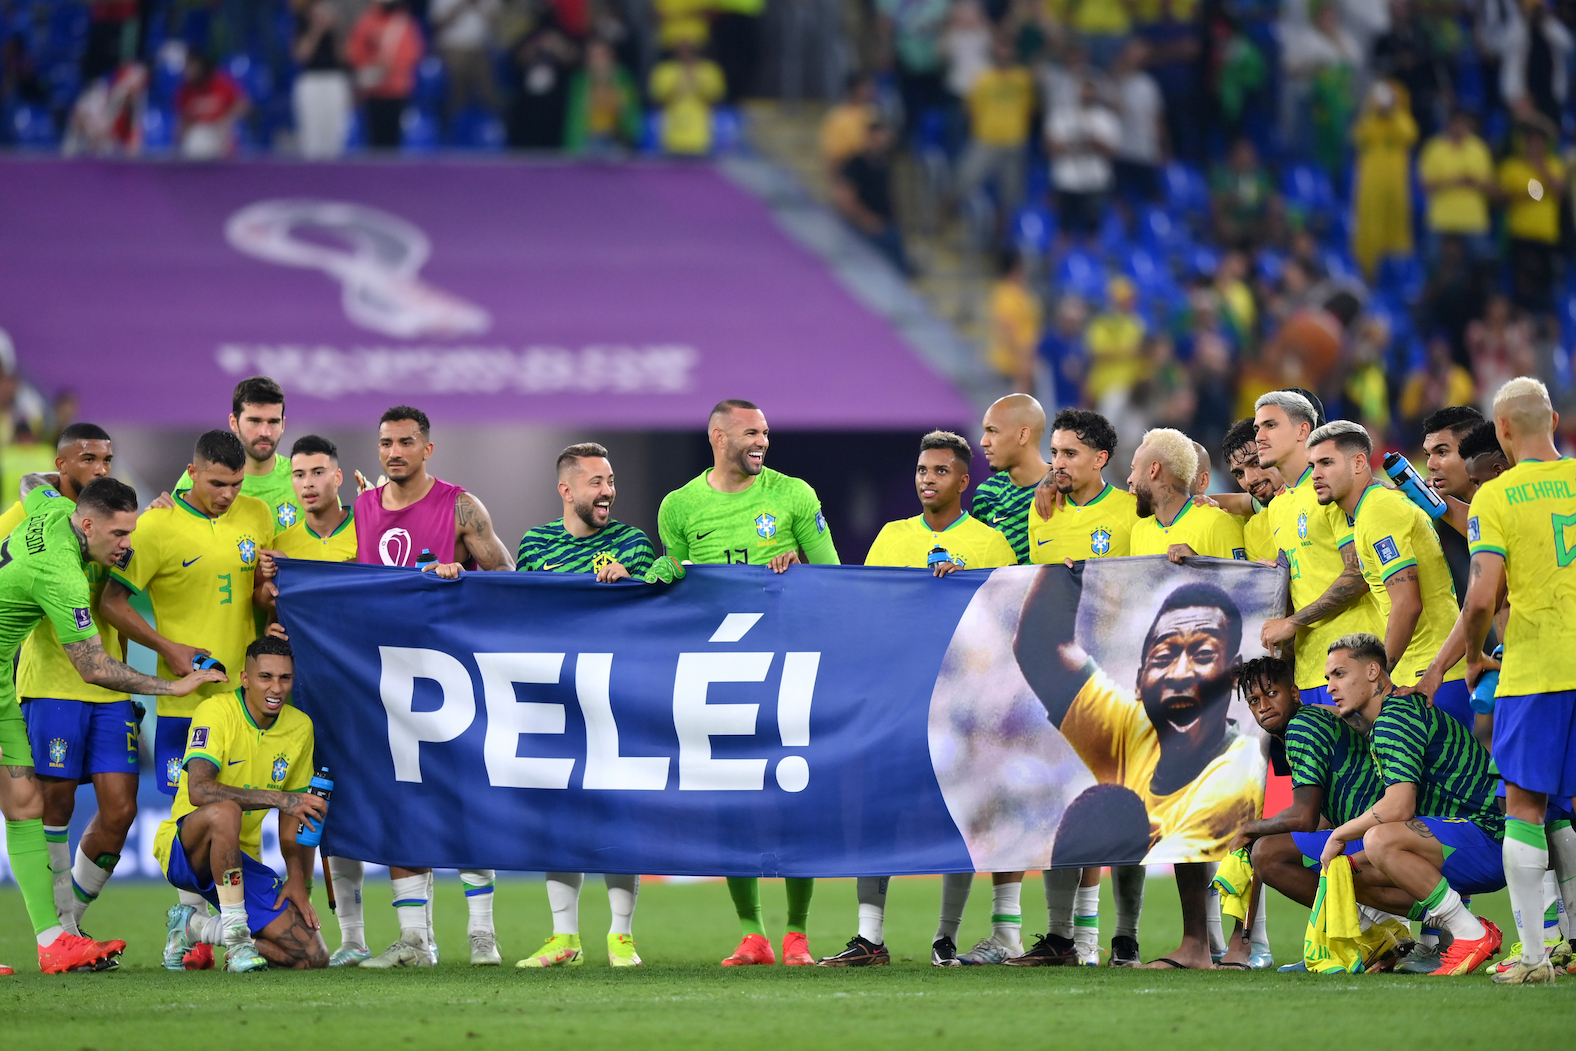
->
xmin=456 ymin=492 xmax=513 ymax=571
xmin=63 ymin=637 xmax=177 ymax=695
xmin=1385 ymin=568 xmax=1419 ymax=587
xmin=1290 ymin=545 xmax=1370 ymax=627
xmin=187 ymin=759 xmax=307 ymax=814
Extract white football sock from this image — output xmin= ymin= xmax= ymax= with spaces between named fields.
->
xmin=1073 ymin=883 xmax=1099 ymax=952
xmin=1505 ymin=819 xmax=1550 ymax=965
xmin=177 ymin=888 xmax=207 ymax=909
xmin=1043 ymin=868 xmax=1079 ymax=939
xmin=1549 ymin=820 xmax=1576 ymax=939
xmin=606 ymin=873 xmax=638 ymax=937
xmin=69 ymin=846 xmax=114 ymax=926
xmin=1205 ymin=862 xmax=1224 ymax=955
xmin=936 ymin=873 xmax=972 ymax=943
xmin=44 ymin=826 xmax=72 ymax=933
xmin=1424 ymin=881 xmax=1486 ymax=943
xmin=1250 ymin=885 xmax=1270 ymax=950
xmin=546 ymin=872 xmax=584 ymax=935
xmin=856 ymin=876 xmax=889 ymax=945
xmin=391 ymin=874 xmax=429 ymax=940
xmin=35 ymin=924 xmax=64 ymax=947
xmin=991 ymin=879 xmax=1022 ymax=946
xmin=328 ymin=856 xmax=366 ymax=950
xmin=190 ymin=911 xmax=225 ymax=945
xmin=1113 ymin=865 xmax=1145 ymax=940
xmin=460 ymin=869 xmax=495 ymax=935
xmin=220 ymin=902 xmax=249 ymax=946
xmin=424 ymin=871 xmax=436 ymax=942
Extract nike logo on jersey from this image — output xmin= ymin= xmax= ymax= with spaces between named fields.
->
xmin=182 ymin=556 xmax=202 ymax=567
xmin=542 ymin=563 xmax=566 ymax=571
xmin=695 ymin=530 xmax=715 ymax=540
xmin=1035 ymin=538 xmax=1052 ymax=545
xmin=227 ymin=759 xmax=244 ymax=767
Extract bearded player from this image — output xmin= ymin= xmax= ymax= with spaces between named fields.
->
xmin=172 ymin=376 xmax=300 ymax=534
xmin=657 ymin=399 xmax=838 ymax=967
xmin=345 ymin=405 xmax=513 ymax=970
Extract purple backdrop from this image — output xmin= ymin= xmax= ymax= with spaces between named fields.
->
xmin=0 ymin=159 xmax=970 ymax=429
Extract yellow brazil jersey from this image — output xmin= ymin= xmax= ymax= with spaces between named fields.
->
xmin=273 ymin=509 xmax=357 ymax=563
xmin=1028 ymin=484 xmax=1139 ymax=564
xmin=110 ymin=493 xmax=274 ymax=717
xmin=153 ymin=690 xmax=314 ymax=870
xmin=1467 ymin=458 xmax=1576 ymax=696
xmin=0 ymin=499 xmax=25 ymax=540
xmin=1060 ymin=669 xmax=1263 ymax=861
xmin=1243 ymin=509 xmax=1278 ymax=563
xmin=1130 ymin=500 xmax=1246 ymax=560
xmin=1338 ymin=484 xmax=1465 ymax=689
xmin=864 ymin=512 xmax=1017 ymax=570
xmin=1269 ymin=465 xmax=1383 ymax=689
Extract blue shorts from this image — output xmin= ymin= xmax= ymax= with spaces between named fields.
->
xmin=1420 ymin=817 xmax=1506 ymax=895
xmin=162 ymin=819 xmax=288 ymax=936
xmin=1292 ymin=830 xmax=1363 ymax=865
xmin=1432 ymin=679 xmax=1474 ymax=734
xmin=1493 ymin=691 xmax=1576 ymax=799
xmin=154 ymin=716 xmax=191 ymax=797
xmin=23 ymin=699 xmax=139 ymax=780
xmin=1300 ymin=685 xmax=1333 ymax=707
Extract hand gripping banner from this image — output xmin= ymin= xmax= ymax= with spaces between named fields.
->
xmin=276 ymin=556 xmax=1287 ymax=876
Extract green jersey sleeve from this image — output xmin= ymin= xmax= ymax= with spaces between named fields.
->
xmin=657 ymin=492 xmax=691 ymax=563
xmin=1282 ymin=710 xmax=1334 ymax=791
xmin=791 ymin=482 xmax=839 ymax=565
xmin=1369 ymin=702 xmax=1425 ymax=788
xmin=621 ymin=529 xmax=656 ymax=576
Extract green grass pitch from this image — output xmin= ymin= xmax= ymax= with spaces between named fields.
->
xmin=1 ymin=874 xmax=1570 ymax=1049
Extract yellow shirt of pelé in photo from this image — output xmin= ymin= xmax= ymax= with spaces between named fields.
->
xmin=0 ymin=499 xmax=25 ymax=540
xmin=1130 ymin=500 xmax=1246 ymax=560
xmin=110 ymin=493 xmax=274 ymax=717
xmin=1468 ymin=457 xmax=1576 ymax=695
xmin=1059 ymin=668 xmax=1263 ymax=860
xmin=864 ymin=512 xmax=1017 ymax=569
xmin=1269 ymin=466 xmax=1383 ymax=690
xmin=273 ymin=509 xmax=357 ymax=563
xmin=1028 ymin=484 xmax=1138 ymax=564
xmin=154 ymin=690 xmax=314 ymax=871
xmin=1339 ymin=484 xmax=1464 ymax=689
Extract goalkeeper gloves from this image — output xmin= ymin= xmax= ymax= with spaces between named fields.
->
xmin=642 ymin=555 xmax=686 ymax=585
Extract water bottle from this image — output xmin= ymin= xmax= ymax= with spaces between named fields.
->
xmin=1470 ymin=646 xmax=1503 ymax=715
xmin=415 ymin=548 xmax=437 ymax=572
xmin=1381 ymin=452 xmax=1447 ymax=519
xmin=297 ymin=767 xmax=333 ymax=848
xmin=927 ymin=546 xmax=952 ymax=567
xmin=192 ymin=654 xmax=226 ymax=674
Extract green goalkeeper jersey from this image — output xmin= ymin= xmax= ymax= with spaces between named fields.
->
xmin=0 ymin=487 xmax=101 ymax=712
xmin=657 ymin=468 xmax=839 ymax=566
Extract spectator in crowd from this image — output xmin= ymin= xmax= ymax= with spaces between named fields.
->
xmin=820 ymin=72 xmax=878 ymax=177
xmin=1350 ymin=80 xmax=1418 ymax=279
xmin=876 ymin=0 xmax=950 ymax=135
xmin=347 ymin=0 xmax=424 ymax=150
xmin=988 ymin=249 xmax=1042 ymax=393
xmin=564 ymin=37 xmax=642 ymax=155
xmin=430 ymin=0 xmax=502 ymax=130
xmin=1047 ymin=78 xmax=1119 ymax=240
xmin=1130 ymin=332 xmax=1196 ymax=432
xmin=655 ymin=0 xmax=712 ymax=53
xmin=1465 ymin=293 xmax=1537 ymax=414
xmin=711 ymin=0 xmax=764 ymax=104
xmin=81 ymin=0 xmax=138 ymax=84
xmin=1400 ymin=333 xmax=1477 ymax=434
xmin=64 ymin=59 xmax=146 ymax=157
xmin=1418 ymin=109 xmax=1495 ymax=259
xmin=1498 ymin=114 xmax=1565 ymax=315
xmin=1108 ymin=39 xmax=1163 ymax=206
xmin=1211 ymin=138 xmax=1281 ymax=250
xmin=941 ymin=0 xmax=994 ymax=120
xmin=1281 ymin=0 xmax=1361 ymax=172
xmin=1420 ymin=235 xmax=1488 ymax=367
xmin=834 ymin=121 xmax=911 ymax=274
xmin=1084 ymin=276 xmax=1146 ymax=415
xmin=1039 ymin=293 xmax=1089 ymax=410
xmin=957 ymin=36 xmax=1035 ymax=229
xmin=1344 ymin=314 xmax=1393 ymax=437
xmin=1507 ymin=0 xmax=1573 ymax=129
xmin=291 ymin=0 xmax=351 ymax=159
xmin=174 ymin=53 xmax=248 ymax=160
xmin=1138 ymin=0 xmax=1203 ymax=164
xmin=649 ymin=41 xmax=726 ymax=156
xmin=1371 ymin=0 xmax=1444 ymax=138
xmin=1050 ymin=0 xmax=1132 ymax=69
xmin=508 ymin=26 xmax=578 ymax=149
xmin=1214 ymin=250 xmax=1256 ymax=345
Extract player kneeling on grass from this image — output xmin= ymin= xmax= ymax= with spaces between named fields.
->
xmin=1320 ymin=633 xmax=1506 ymax=976
xmin=156 ymin=636 xmax=329 ymax=972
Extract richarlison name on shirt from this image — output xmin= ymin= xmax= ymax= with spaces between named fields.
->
xmin=1501 ymin=478 xmax=1575 ymax=505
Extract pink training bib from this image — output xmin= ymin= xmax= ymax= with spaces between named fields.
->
xmin=354 ymin=476 xmax=468 ymax=567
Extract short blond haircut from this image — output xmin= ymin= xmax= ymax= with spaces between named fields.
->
xmin=1141 ymin=427 xmax=1199 ymax=487
xmin=1493 ymin=376 xmax=1554 ymax=435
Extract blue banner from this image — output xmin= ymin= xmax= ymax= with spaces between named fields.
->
xmin=276 ymin=556 xmax=1285 ymax=876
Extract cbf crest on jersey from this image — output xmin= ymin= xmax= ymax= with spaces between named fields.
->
xmin=237 ymin=537 xmax=258 ymax=565
xmin=48 ymin=738 xmax=67 ymax=766
xmin=592 ymin=551 xmax=616 ymax=572
xmin=1297 ymin=510 xmax=1309 ymax=541
xmin=166 ymin=756 xmax=182 ymax=787
xmin=1091 ymin=529 xmax=1112 ymax=556
xmin=755 ymin=512 xmax=777 ymax=540
xmin=277 ymin=502 xmax=298 ymax=528
xmin=271 ymin=753 xmax=290 ymax=784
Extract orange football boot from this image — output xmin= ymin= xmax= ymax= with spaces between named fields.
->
xmin=1430 ymin=918 xmax=1503 ymax=976
xmin=721 ymin=933 xmax=775 ymax=966
xmin=782 ymin=931 xmax=814 ymax=966
xmin=184 ymin=942 xmax=216 ymax=970
xmin=38 ymin=932 xmax=123 ymax=974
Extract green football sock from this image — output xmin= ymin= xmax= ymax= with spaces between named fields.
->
xmin=8 ymin=819 xmax=59 ymax=935
xmin=785 ymin=877 xmax=814 ymax=934
xmin=727 ymin=877 xmax=765 ymax=937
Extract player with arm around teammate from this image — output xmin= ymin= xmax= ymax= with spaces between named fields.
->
xmin=816 ymin=431 xmax=1015 ymax=968
xmin=657 ymin=399 xmax=838 ymax=967
xmin=157 ymin=636 xmax=329 ymax=972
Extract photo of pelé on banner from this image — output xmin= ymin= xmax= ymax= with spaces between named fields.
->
xmin=929 ymin=556 xmax=1288 ymax=873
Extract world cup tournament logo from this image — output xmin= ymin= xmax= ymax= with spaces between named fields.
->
xmin=225 ymin=199 xmax=491 ymax=340
xmin=379 ymin=528 xmax=413 ymax=566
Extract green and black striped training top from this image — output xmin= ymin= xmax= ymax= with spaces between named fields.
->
xmin=1283 ymin=703 xmax=1384 ymax=827
xmin=970 ymin=470 xmax=1044 ymax=565
xmin=515 ymin=519 xmax=655 ymax=576
xmin=1370 ymin=692 xmax=1504 ymax=840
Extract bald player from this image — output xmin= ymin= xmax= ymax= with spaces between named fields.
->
xmin=975 ymin=394 xmax=1051 ymax=566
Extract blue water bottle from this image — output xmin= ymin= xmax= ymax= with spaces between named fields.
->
xmin=297 ymin=767 xmax=333 ymax=847
xmin=1381 ymin=452 xmax=1447 ymax=520
xmin=415 ymin=548 xmax=437 ymax=572
xmin=1470 ymin=646 xmax=1503 ymax=714
xmin=927 ymin=546 xmax=952 ymax=567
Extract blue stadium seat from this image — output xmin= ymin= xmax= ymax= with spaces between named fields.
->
xmin=1012 ymin=206 xmax=1054 ymax=257
xmin=1282 ymin=163 xmax=1334 ymax=213
xmin=1376 ymin=254 xmax=1425 ymax=305
xmin=711 ymin=105 xmax=743 ymax=154
xmin=1255 ymin=248 xmax=1286 ymax=286
xmin=1138 ymin=204 xmax=1190 ymax=255
xmin=399 ymin=106 xmax=437 ymax=153
xmin=1188 ymin=244 xmax=1219 ymax=279
xmin=1057 ymin=248 xmax=1107 ymax=302
xmin=140 ymin=105 xmax=174 ymax=153
xmin=1096 ymin=208 xmax=1129 ymax=257
xmin=414 ymin=55 xmax=445 ymax=109
xmin=1162 ymin=161 xmax=1207 ymax=215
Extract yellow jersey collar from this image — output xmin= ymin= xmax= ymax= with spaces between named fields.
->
xmin=1070 ymin=483 xmax=1112 ymax=508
